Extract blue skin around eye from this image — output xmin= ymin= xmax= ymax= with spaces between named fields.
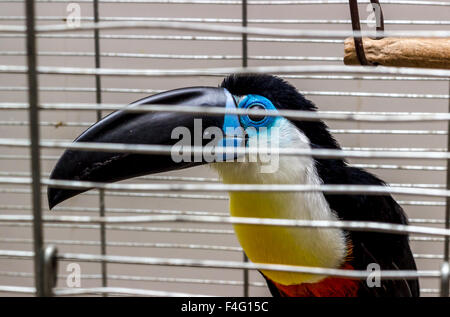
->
xmin=219 ymin=93 xmax=279 ymax=160
xmin=238 ymin=94 xmax=278 ymax=129
xmin=222 ymin=90 xmax=242 ymax=133
xmin=218 ymin=89 xmax=245 ymax=161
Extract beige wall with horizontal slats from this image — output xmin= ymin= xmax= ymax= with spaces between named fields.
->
xmin=0 ymin=0 xmax=449 ymax=296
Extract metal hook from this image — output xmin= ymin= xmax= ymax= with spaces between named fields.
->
xmin=348 ymin=0 xmax=385 ymax=66
xmin=42 ymin=245 xmax=58 ymax=297
xmin=441 ymin=261 xmax=450 ymax=297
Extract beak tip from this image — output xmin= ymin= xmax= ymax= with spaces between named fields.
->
xmin=47 ymin=186 xmax=84 ymax=211
xmin=47 ymin=187 xmax=59 ymax=210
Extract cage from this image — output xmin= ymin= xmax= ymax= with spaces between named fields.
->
xmin=0 ymin=0 xmax=449 ymax=297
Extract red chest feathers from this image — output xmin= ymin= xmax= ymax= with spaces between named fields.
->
xmin=270 ymin=262 xmax=360 ymax=297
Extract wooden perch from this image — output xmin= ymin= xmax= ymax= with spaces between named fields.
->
xmin=344 ymin=37 xmax=450 ymax=69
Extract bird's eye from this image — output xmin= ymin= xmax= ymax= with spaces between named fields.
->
xmin=238 ymin=94 xmax=277 ymax=128
xmin=247 ymin=103 xmax=266 ymax=122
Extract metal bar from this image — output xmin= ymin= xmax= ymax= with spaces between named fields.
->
xmin=0 ymin=270 xmax=435 ymax=294
xmin=1 ymin=214 xmax=450 ymax=237
xmin=0 ymin=238 xmax=446 ymax=260
xmin=0 ymin=219 xmax=446 ymax=237
xmin=92 ymin=0 xmax=108 ymax=292
xmin=35 ymin=179 xmax=450 ymax=198
xmin=0 ymin=73 xmax=449 ymax=82
xmin=353 ymin=164 xmax=445 ymax=171
xmin=241 ymin=0 xmax=248 ymax=68
xmin=7 ymin=176 xmax=450 ymax=197
xmin=421 ymin=288 xmax=441 ymax=294
xmin=349 ymin=0 xmax=369 ymax=65
xmin=411 ymin=237 xmax=445 ymax=242
xmin=11 ymin=143 xmax=448 ymax=156
xmin=4 ymin=105 xmax=450 ymax=122
xmin=0 ymin=172 xmax=447 ymax=187
xmin=0 ymin=187 xmax=230 ymax=200
xmin=0 ymin=271 xmax=266 ymax=287
xmin=0 ymin=51 xmax=344 ymax=61
xmin=98 ymin=189 xmax=107 ymax=290
xmin=0 ymin=188 xmax=447 ymax=204
xmin=0 ymin=286 xmax=36 ymax=294
xmin=0 ymin=250 xmax=441 ymax=280
xmin=281 ymin=74 xmax=449 ymax=81
xmin=343 ymin=147 xmax=447 ymax=152
xmin=3 ymin=250 xmax=441 ymax=279
xmin=2 ymin=16 xmax=450 ymax=25
xmin=0 ymin=172 xmax=221 ymax=183
xmin=441 ymin=263 xmax=449 ymax=296
xmin=3 ymin=108 xmax=450 ymax=127
xmin=5 ymin=139 xmax=450 ymax=161
xmin=0 ymin=238 xmax=242 ymax=251
xmin=415 ymin=254 xmax=444 ymax=260
xmin=2 ymin=22 xmax=450 ymax=40
xmin=241 ymin=0 xmax=249 ymax=297
xmin=23 ymin=128 xmax=442 ymax=135
xmin=0 ymin=33 xmax=346 ymax=44
xmin=0 ymin=156 xmax=448 ymax=174
xmin=1 ymin=0 xmax=450 ymax=5
xmin=2 ymin=64 xmax=450 ymax=79
xmin=334 ymin=130 xmax=446 ymax=134
xmin=1 ymin=204 xmax=229 ymax=216
xmin=42 ymin=246 xmax=58 ymax=296
xmin=371 ymin=0 xmax=384 ymax=37
xmin=52 ymin=287 xmax=210 ymax=297
xmin=303 ymin=91 xmax=447 ymax=99
xmin=24 ymin=0 xmax=45 ymax=297
xmin=443 ymin=80 xmax=450 ymax=297
xmin=1 ymin=121 xmax=450 ymax=137
xmin=0 ymin=222 xmax=235 ymax=234
xmin=0 ymin=236 xmax=444 ymax=248
xmin=0 ymin=220 xmax=446 ymax=236
xmin=2 ymin=202 xmax=444 ymax=217
xmin=394 ymin=201 xmax=445 ymax=206
xmin=0 ymin=86 xmax=164 ymax=93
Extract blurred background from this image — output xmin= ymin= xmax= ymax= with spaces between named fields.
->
xmin=0 ymin=0 xmax=449 ymax=296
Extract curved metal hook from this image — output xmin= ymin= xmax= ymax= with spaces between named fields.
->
xmin=348 ymin=0 xmax=385 ymax=66
xmin=42 ymin=245 xmax=58 ymax=297
xmin=441 ymin=261 xmax=450 ymax=297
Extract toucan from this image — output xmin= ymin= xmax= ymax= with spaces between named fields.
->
xmin=48 ymin=74 xmax=419 ymax=297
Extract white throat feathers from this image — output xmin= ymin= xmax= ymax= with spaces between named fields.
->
xmin=212 ymin=118 xmax=347 ymax=285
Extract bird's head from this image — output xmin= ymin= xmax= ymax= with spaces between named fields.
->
xmin=48 ymin=74 xmax=340 ymax=209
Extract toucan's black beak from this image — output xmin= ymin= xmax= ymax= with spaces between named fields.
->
xmin=48 ymin=87 xmax=239 ymax=209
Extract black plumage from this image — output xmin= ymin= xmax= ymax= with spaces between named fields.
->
xmin=221 ymin=73 xmax=419 ymax=297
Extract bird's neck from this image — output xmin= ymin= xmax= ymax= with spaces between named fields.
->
xmin=213 ymin=154 xmax=348 ymax=285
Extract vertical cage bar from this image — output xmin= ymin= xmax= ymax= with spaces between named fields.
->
xmin=443 ymin=80 xmax=450 ymax=297
xmin=242 ymin=253 xmax=249 ymax=297
xmin=241 ymin=0 xmax=249 ymax=298
xmin=93 ymin=0 xmax=102 ymax=114
xmin=93 ymin=0 xmax=108 ymax=292
xmin=241 ymin=0 xmax=248 ymax=68
xmin=25 ymin=0 xmax=44 ymax=296
xmin=98 ymin=189 xmax=107 ymax=289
